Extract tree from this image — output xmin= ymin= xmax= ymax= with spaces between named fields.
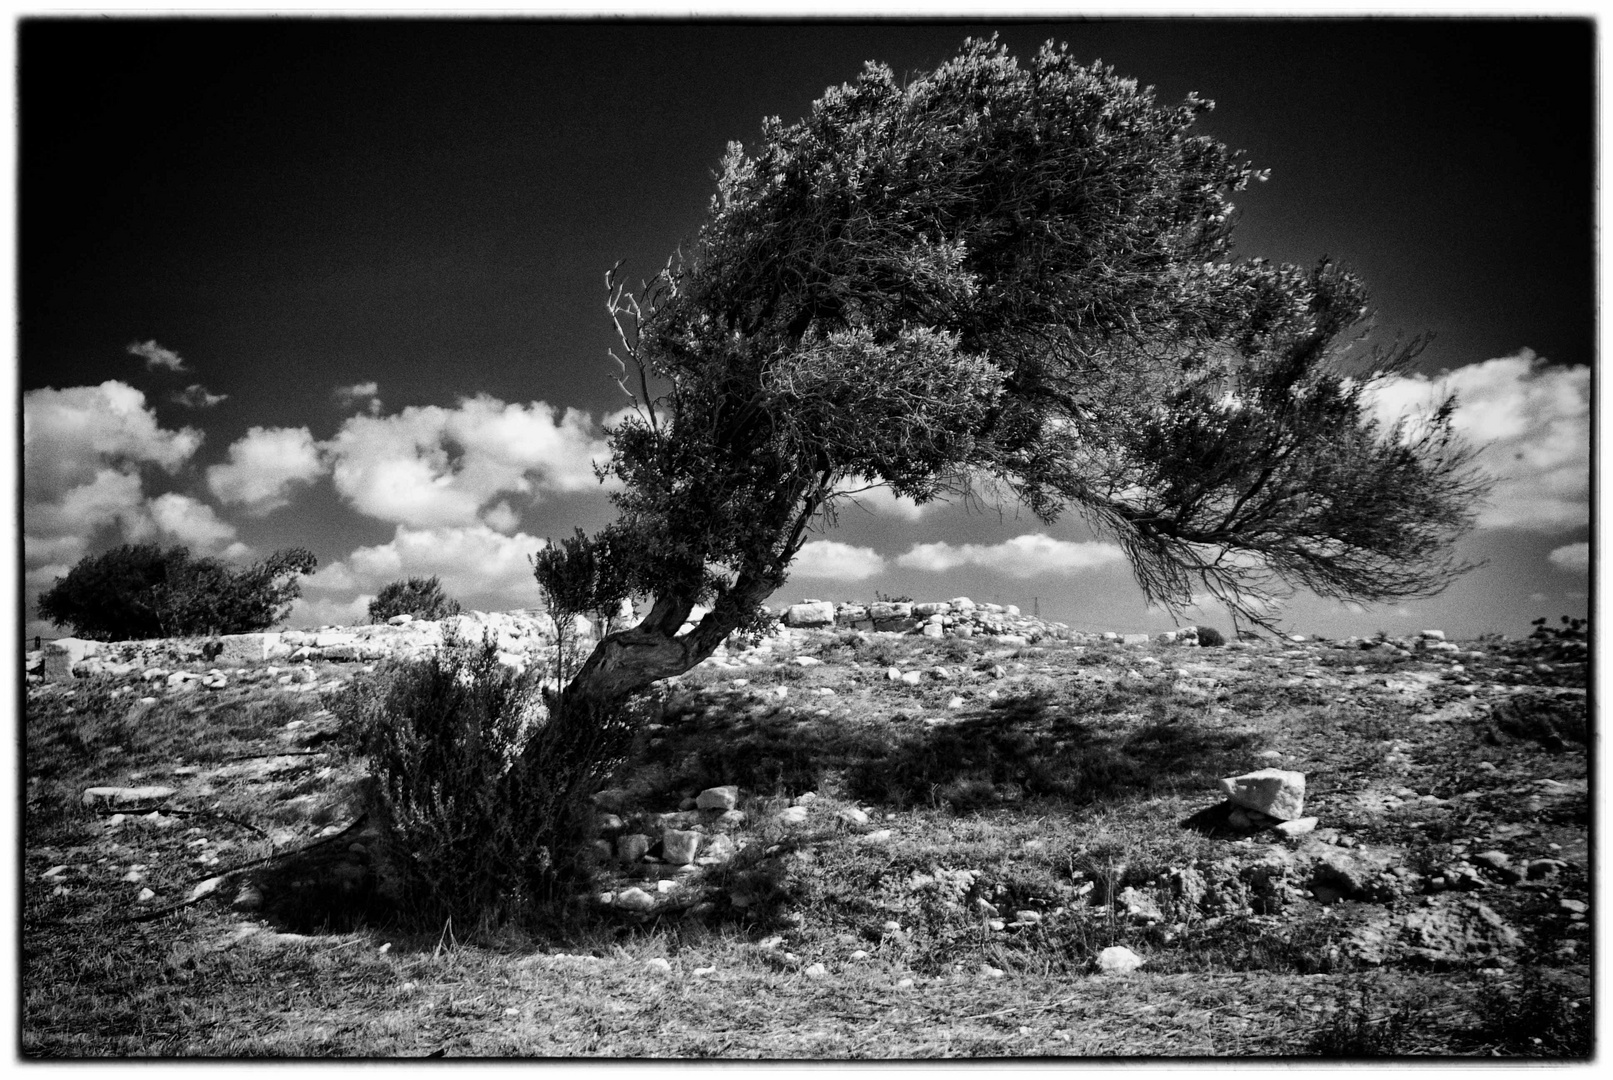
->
xmin=37 ymin=543 xmax=318 ymax=641
xmin=513 ymin=37 xmax=1484 ymax=893
xmin=369 ymin=575 xmax=463 ymax=623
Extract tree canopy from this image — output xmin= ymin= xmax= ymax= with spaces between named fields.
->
xmin=38 ymin=543 xmax=318 ymax=641
xmin=538 ymin=36 xmax=1485 ymax=702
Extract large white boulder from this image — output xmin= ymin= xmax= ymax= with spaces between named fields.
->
xmin=1219 ymin=768 xmax=1306 ymax=821
xmin=784 ymin=601 xmax=836 ymax=628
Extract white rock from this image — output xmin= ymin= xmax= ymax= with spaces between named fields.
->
xmin=838 ymin=807 xmax=870 ymax=825
xmin=784 ymin=602 xmax=837 ymax=628
xmin=777 ymin=805 xmax=808 ymax=824
xmin=614 ymin=887 xmax=656 ymax=913
xmin=900 ymin=670 xmax=922 ymax=686
xmin=696 ymin=785 xmax=739 ymax=811
xmin=1218 ymin=768 xmax=1307 ymax=820
xmin=885 ymin=666 xmax=903 ymax=681
xmin=643 ymin=957 xmax=673 ymax=975
xmin=1274 ymin=817 xmax=1319 ymax=838
xmin=792 ymin=655 xmax=823 ymax=667
xmin=662 ymin=828 xmax=701 ymax=865
xmin=771 ymin=686 xmax=789 ymax=699
xmin=82 ymin=785 xmax=176 ymax=809
xmin=1096 ymin=945 xmax=1145 ymax=974
xmin=803 ymin=963 xmax=828 ymax=978
xmin=388 ymin=614 xmax=414 ymax=625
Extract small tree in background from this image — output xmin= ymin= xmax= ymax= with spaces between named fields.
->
xmin=37 ymin=543 xmax=317 ymax=641
xmin=368 ymin=575 xmax=463 ymax=624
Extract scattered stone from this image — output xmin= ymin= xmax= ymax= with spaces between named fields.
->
xmin=1401 ymin=898 xmax=1522 ymax=965
xmin=784 ymin=602 xmax=837 ymax=628
xmin=643 ymin=957 xmax=673 ymax=975
xmin=662 ymin=828 xmax=701 ymax=866
xmin=1274 ymin=817 xmax=1318 ymax=838
xmin=1117 ymin=887 xmax=1164 ymax=922
xmin=1218 ymin=769 xmax=1306 ymax=820
xmin=777 ymin=805 xmax=808 ymax=824
xmin=899 ymin=670 xmax=922 ymax=686
xmin=803 ymin=963 xmax=828 ymax=979
xmin=980 ymin=964 xmax=1005 ymax=979
xmin=617 ymin=834 xmax=652 ymax=863
xmin=137 ymin=887 xmax=156 ymax=902
xmin=838 ymin=807 xmax=869 ymax=826
xmin=614 ymin=887 xmax=656 ymax=913
xmin=81 ymin=785 xmax=177 ymax=810
xmin=1096 ymin=946 xmax=1145 ymax=974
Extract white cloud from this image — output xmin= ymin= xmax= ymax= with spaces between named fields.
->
xmin=334 ymin=381 xmax=383 ymax=415
xmin=174 ymin=383 xmax=228 ymax=408
xmin=322 ymin=394 xmax=613 ymax=527
xmin=302 ymin=524 xmax=548 ymax=619
xmin=1366 ymin=350 xmax=1589 ymax=532
xmin=1547 ymin=541 xmax=1589 ymax=573
xmin=831 ymin=476 xmax=928 ymax=521
xmin=128 ymin=339 xmax=187 ymax=372
xmin=148 ymin=493 xmax=246 ymax=557
xmin=792 ymin=540 xmax=886 ymax=580
xmin=207 ymin=426 xmax=326 ymax=515
xmin=23 ymin=383 xmax=209 ymax=582
xmin=895 ymin=534 xmax=1127 ymax=578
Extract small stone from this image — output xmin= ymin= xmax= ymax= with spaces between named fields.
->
xmin=803 ymin=963 xmax=828 ymax=978
xmin=777 ymin=805 xmax=808 ymax=824
xmin=1013 ymin=910 xmax=1043 ymax=924
xmin=882 ymin=920 xmax=903 ymax=933
xmin=614 ymin=887 xmax=656 ymax=913
xmin=1096 ymin=946 xmax=1145 ymax=974
xmin=137 ymin=887 xmax=155 ymax=902
xmin=838 ymin=807 xmax=870 ymax=825
xmin=662 ymin=828 xmax=701 ymax=865
xmin=1559 ymin=898 xmax=1588 ymax=914
xmin=980 ymin=964 xmax=1005 ymax=979
xmin=899 ymin=670 xmax=922 ymax=686
xmin=1274 ymin=816 xmax=1318 ymax=838
xmin=696 ymin=786 xmax=738 ymax=812
xmin=861 ymin=829 xmax=892 ymax=843
xmin=81 ymin=785 xmax=177 ymax=810
xmin=617 ymin=834 xmax=652 ymax=863
xmin=792 ymin=792 xmax=817 ymax=806
xmin=849 ymin=950 xmax=870 ymax=961
xmin=947 ymin=696 xmax=965 ymax=709
xmin=643 ymin=957 xmax=673 ymax=975
xmin=896 ymin=978 xmax=914 ymax=990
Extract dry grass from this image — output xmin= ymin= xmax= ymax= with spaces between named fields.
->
xmin=21 ymin=628 xmax=1593 ymax=1058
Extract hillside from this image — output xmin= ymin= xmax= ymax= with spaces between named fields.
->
xmin=22 ymin=601 xmax=1591 ymax=1057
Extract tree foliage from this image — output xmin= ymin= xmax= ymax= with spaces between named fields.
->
xmin=37 ymin=543 xmax=318 ymax=641
xmin=368 ymin=575 xmax=463 ymax=624
xmin=537 ymin=36 xmax=1485 ymax=704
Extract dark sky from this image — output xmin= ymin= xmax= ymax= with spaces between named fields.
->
xmin=17 ymin=17 xmax=1595 ymax=637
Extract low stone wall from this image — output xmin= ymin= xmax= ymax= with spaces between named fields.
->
xmin=779 ymin=596 xmax=1059 ymax=644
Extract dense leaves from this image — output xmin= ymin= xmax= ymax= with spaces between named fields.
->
xmin=368 ymin=575 xmax=463 ymax=624
xmin=37 ymin=543 xmax=317 ymax=641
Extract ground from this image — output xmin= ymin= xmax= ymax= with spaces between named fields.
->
xmin=21 ymin=616 xmax=1592 ymax=1057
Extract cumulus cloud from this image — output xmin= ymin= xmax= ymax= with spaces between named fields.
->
xmin=1548 ymin=541 xmax=1589 ymax=573
xmin=1366 ymin=350 xmax=1589 ymax=531
xmin=792 ymin=540 xmax=886 ymax=580
xmin=323 ymin=394 xmax=613 ymax=528
xmin=173 ymin=383 xmax=228 ymax=409
xmin=207 ymin=426 xmax=326 ymax=515
xmin=301 ymin=524 xmax=548 ymax=616
xmin=128 ymin=339 xmax=187 ymax=372
xmin=23 ymin=382 xmax=207 ymax=574
xmin=830 ymin=477 xmax=928 ymax=521
xmin=147 ymin=493 xmax=248 ymax=558
xmin=334 ymin=381 xmax=382 ymax=415
xmin=895 ymin=534 xmax=1127 ymax=578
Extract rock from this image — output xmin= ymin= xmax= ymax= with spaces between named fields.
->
xmin=784 ymin=602 xmax=837 ymax=628
xmin=1419 ymin=629 xmax=1447 ymax=641
xmin=387 ymin=614 xmax=414 ymax=625
xmin=1401 ymin=898 xmax=1522 ymax=965
xmin=777 ymin=805 xmax=808 ymax=824
xmin=662 ymin=828 xmax=701 ymax=865
xmin=1274 ymin=817 xmax=1318 ymax=838
xmin=1526 ymin=858 xmax=1567 ymax=881
xmin=617 ymin=834 xmax=652 ymax=863
xmin=899 ymin=670 xmax=922 ymax=686
xmin=1117 ymin=886 xmax=1164 ymax=922
xmin=1096 ymin=946 xmax=1145 ymax=974
xmin=921 ymin=623 xmax=945 ymax=638
xmin=697 ymin=834 xmax=736 ymax=865
xmin=803 ymin=962 xmax=828 ymax=979
xmin=838 ymin=807 xmax=869 ymax=825
xmin=614 ymin=887 xmax=656 ymax=913
xmin=696 ymin=785 xmax=739 ymax=811
xmin=187 ymin=876 xmax=226 ymax=903
xmin=82 ymin=786 xmax=177 ymax=810
xmin=137 ymin=887 xmax=156 ymax=902
xmin=1218 ymin=769 xmax=1306 ymax=820
xmin=42 ymin=637 xmax=101 ymax=681
xmin=1170 ymin=867 xmax=1207 ymax=909
xmin=1120 ymin=633 xmax=1150 ymax=646
xmin=643 ymin=957 xmax=672 ymax=975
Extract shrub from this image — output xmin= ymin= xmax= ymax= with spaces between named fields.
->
xmin=368 ymin=575 xmax=463 ymax=623
xmin=1195 ymin=626 xmax=1227 ymax=647
xmin=36 ymin=543 xmax=316 ymax=641
xmin=335 ymin=639 xmax=631 ymax=930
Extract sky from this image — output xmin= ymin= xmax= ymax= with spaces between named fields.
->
xmin=16 ymin=16 xmax=1595 ymax=641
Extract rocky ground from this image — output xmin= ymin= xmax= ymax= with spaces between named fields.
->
xmin=21 ymin=603 xmax=1593 ymax=1057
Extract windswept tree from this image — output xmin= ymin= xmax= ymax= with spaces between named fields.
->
xmin=510 ymin=37 xmax=1484 ymax=896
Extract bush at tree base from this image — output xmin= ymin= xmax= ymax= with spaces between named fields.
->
xmin=368 ymin=575 xmax=463 ymax=624
xmin=334 ymin=639 xmax=637 ymax=929
xmin=36 ymin=543 xmax=317 ymax=641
